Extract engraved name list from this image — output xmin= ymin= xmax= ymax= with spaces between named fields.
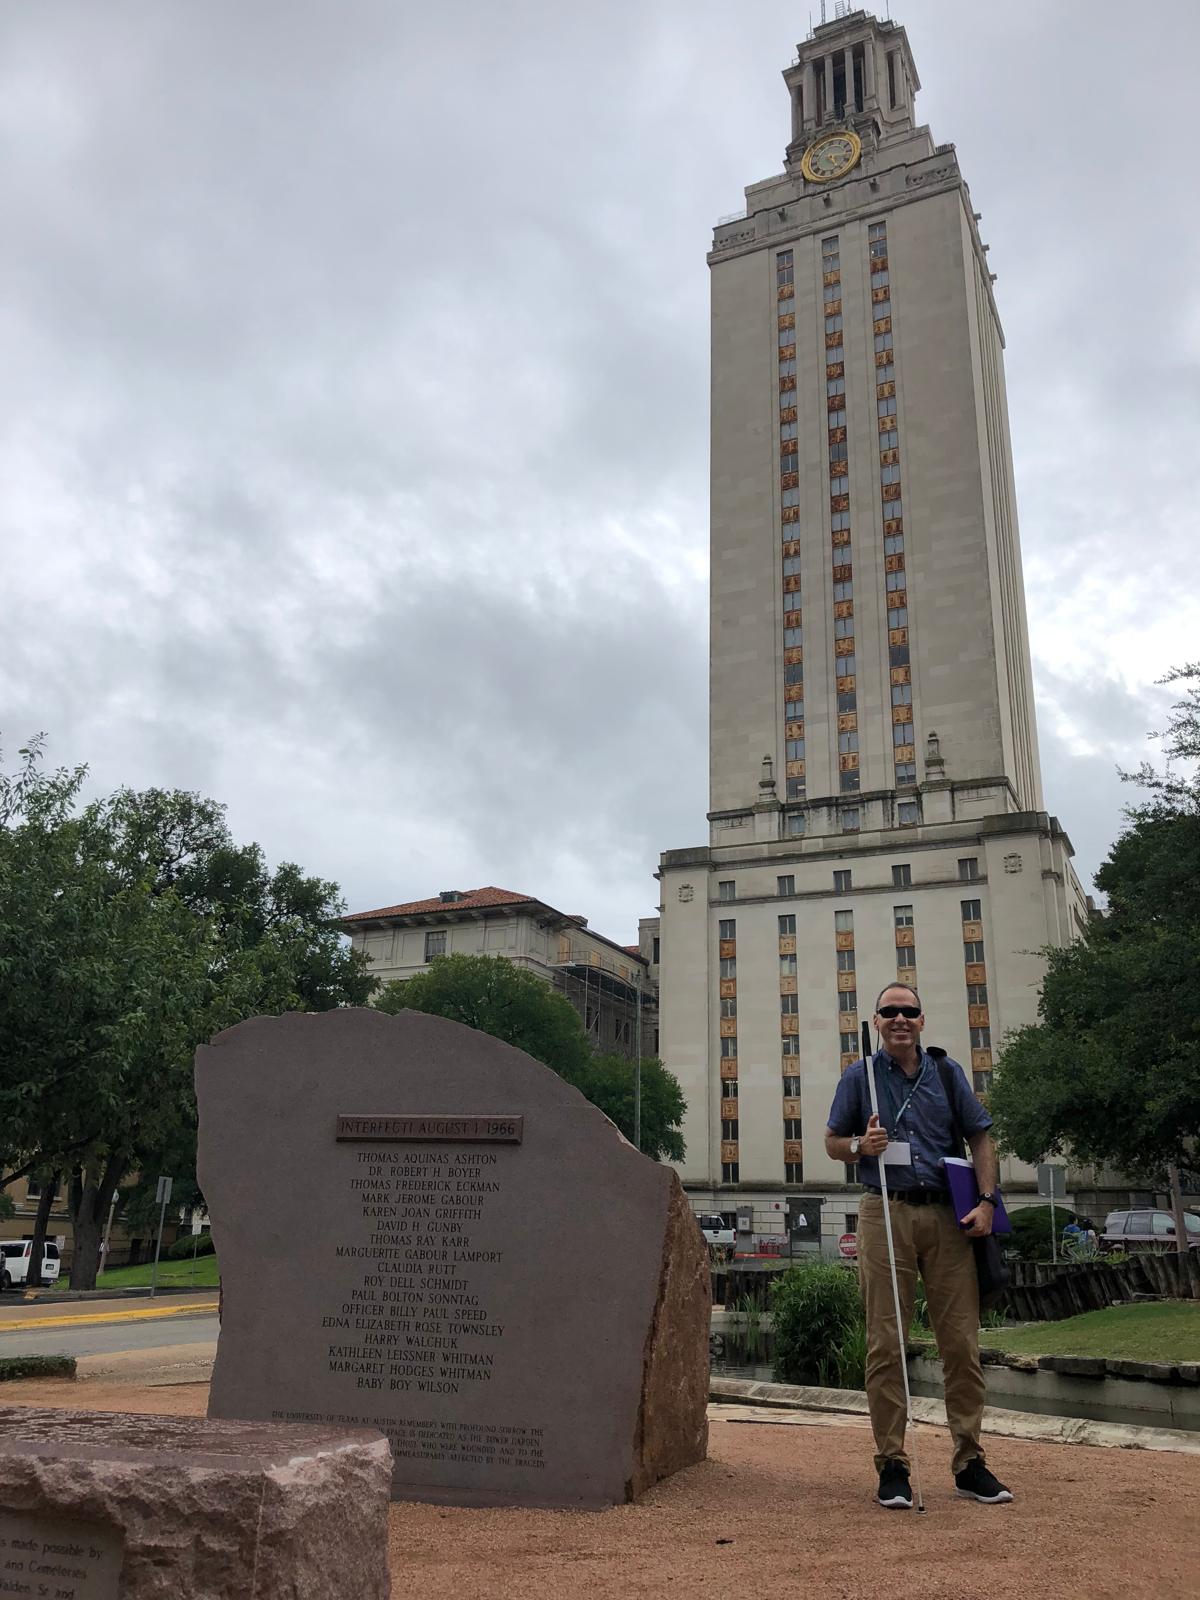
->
xmin=325 ymin=1145 xmax=505 ymax=1398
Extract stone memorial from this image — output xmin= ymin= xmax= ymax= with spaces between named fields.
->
xmin=0 ymin=1406 xmax=391 ymax=1598
xmin=197 ymin=1008 xmax=710 ymax=1509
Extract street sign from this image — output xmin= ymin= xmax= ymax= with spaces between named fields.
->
xmin=838 ymin=1233 xmax=858 ymax=1259
xmin=1036 ymin=1163 xmax=1066 ymax=1200
xmin=155 ymin=1175 xmax=173 ymax=1205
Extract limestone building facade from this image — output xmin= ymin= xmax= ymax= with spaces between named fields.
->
xmin=656 ymin=10 xmax=1088 ymax=1243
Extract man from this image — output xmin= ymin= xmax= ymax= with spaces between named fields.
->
xmin=825 ymin=982 xmax=1012 ymax=1510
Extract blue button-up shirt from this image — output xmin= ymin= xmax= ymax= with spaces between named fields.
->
xmin=826 ymin=1048 xmax=992 ymax=1192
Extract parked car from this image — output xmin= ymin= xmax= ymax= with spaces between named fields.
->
xmin=0 ymin=1240 xmax=63 ymax=1289
xmin=1101 ymin=1210 xmax=1200 ymax=1252
xmin=695 ymin=1213 xmax=736 ymax=1251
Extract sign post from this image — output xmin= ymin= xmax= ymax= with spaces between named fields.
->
xmin=149 ymin=1176 xmax=172 ymax=1299
xmin=1037 ymin=1162 xmax=1067 ymax=1264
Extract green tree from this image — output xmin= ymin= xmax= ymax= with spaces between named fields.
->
xmin=375 ymin=954 xmax=592 ymax=1080
xmin=567 ymin=1054 xmax=686 ymax=1162
xmin=0 ymin=744 xmax=375 ymax=1287
xmin=989 ymin=666 xmax=1200 ymax=1189
xmin=376 ymin=954 xmax=687 ymax=1159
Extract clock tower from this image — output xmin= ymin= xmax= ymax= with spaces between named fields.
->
xmin=783 ymin=9 xmax=922 ymax=174
xmin=654 ymin=11 xmax=1087 ymax=1231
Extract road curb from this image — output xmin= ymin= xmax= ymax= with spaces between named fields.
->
xmin=709 ymin=1376 xmax=1200 ymax=1455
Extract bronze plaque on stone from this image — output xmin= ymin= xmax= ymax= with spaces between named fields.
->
xmin=336 ymin=1114 xmax=523 ymax=1143
xmin=0 ymin=1510 xmax=123 ymax=1599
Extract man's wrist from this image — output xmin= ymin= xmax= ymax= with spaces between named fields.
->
xmin=977 ymin=1191 xmax=998 ymax=1208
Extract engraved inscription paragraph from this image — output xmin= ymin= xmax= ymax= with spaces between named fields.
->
xmin=0 ymin=1511 xmax=123 ymax=1600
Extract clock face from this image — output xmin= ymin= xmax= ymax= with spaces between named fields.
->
xmin=801 ymin=131 xmax=862 ymax=183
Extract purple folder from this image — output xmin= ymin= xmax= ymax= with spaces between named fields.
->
xmin=941 ymin=1157 xmax=1012 ymax=1234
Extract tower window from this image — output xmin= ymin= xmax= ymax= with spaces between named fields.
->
xmin=833 ymin=869 xmax=852 ymax=893
xmin=833 ymin=56 xmax=847 ymax=116
xmin=892 ymin=863 xmax=912 ymax=887
xmin=887 ymin=51 xmax=898 ymax=110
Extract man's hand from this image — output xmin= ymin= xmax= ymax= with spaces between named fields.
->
xmin=861 ymin=1113 xmax=889 ymax=1158
xmin=960 ymin=1203 xmax=994 ymax=1238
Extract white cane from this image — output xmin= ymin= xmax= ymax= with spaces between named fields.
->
xmin=861 ymin=1019 xmax=926 ymax=1513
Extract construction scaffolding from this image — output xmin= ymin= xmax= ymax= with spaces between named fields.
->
xmin=551 ymin=945 xmax=657 ymax=1064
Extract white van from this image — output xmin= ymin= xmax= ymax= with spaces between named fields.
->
xmin=0 ymin=1240 xmax=63 ymax=1289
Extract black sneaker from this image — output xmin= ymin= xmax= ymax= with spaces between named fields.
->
xmin=877 ymin=1460 xmax=913 ymax=1510
xmin=954 ymin=1458 xmax=1013 ymax=1504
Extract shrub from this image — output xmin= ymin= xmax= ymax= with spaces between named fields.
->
xmin=166 ymin=1231 xmax=216 ymax=1260
xmin=830 ymin=1317 xmax=868 ymax=1389
xmin=0 ymin=1356 xmax=75 ymax=1382
xmin=771 ymin=1262 xmax=863 ymax=1387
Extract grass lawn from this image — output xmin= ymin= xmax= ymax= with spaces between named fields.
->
xmin=979 ymin=1301 xmax=1200 ymax=1363
xmin=96 ymin=1253 xmax=220 ymax=1291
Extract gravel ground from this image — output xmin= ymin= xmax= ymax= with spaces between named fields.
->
xmin=7 ymin=1376 xmax=1198 ymax=1600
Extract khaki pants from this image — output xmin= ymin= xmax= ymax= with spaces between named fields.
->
xmin=858 ymin=1192 xmax=986 ymax=1474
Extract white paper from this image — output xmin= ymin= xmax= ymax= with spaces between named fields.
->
xmin=881 ymin=1140 xmax=912 ymax=1167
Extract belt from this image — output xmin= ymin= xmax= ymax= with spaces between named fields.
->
xmin=863 ymin=1186 xmax=950 ymax=1206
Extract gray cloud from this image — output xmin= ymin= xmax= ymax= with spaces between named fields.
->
xmin=2 ymin=0 xmax=1197 ymax=943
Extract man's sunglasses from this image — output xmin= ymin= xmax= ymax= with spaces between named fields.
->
xmin=877 ymin=1004 xmax=921 ymax=1019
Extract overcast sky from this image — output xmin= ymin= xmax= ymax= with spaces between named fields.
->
xmin=3 ymin=1 xmax=1197 ymax=944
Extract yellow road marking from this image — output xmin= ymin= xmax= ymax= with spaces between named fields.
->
xmin=0 ymin=1300 xmax=218 ymax=1333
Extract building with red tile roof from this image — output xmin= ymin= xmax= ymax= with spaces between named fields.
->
xmin=343 ymin=887 xmax=658 ymax=1061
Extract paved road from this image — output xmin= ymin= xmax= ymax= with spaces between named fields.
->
xmin=0 ymin=1297 xmax=219 ymax=1360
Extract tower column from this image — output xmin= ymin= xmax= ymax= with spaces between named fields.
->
xmin=844 ymin=46 xmax=856 ymax=113
xmin=864 ymin=38 xmax=877 ymax=106
xmin=823 ymin=55 xmax=834 ymax=122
